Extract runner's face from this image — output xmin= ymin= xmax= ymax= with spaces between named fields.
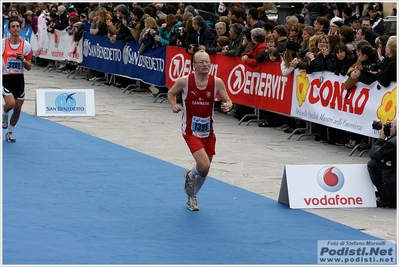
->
xmin=9 ymin=22 xmax=21 ymax=36
xmin=193 ymin=53 xmax=211 ymax=73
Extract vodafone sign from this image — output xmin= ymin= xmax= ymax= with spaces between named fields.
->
xmin=278 ymin=164 xmax=376 ymax=209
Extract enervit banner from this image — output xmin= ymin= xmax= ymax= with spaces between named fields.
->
xmin=81 ymin=33 xmax=166 ymax=87
xmin=290 ymin=69 xmax=397 ymax=138
xmin=30 ymin=29 xmax=82 ymax=63
xmin=165 ymin=46 xmax=293 ymax=116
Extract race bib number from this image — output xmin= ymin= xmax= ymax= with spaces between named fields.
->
xmin=191 ymin=116 xmax=210 ymax=138
xmin=7 ymin=58 xmax=22 ymax=74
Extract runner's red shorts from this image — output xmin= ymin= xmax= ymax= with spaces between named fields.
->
xmin=183 ymin=133 xmax=216 ymax=155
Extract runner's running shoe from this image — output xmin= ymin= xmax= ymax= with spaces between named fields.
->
xmin=5 ymin=132 xmax=16 ymax=142
xmin=186 ymin=195 xmax=199 ymax=211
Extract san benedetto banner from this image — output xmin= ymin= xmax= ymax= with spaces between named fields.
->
xmin=290 ymin=69 xmax=396 ymax=138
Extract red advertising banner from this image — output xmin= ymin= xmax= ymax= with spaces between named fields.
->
xmin=165 ymin=46 xmax=293 ymax=115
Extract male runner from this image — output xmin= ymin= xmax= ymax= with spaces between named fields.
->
xmin=168 ymin=50 xmax=232 ymax=211
xmin=2 ymin=18 xmax=33 ymax=142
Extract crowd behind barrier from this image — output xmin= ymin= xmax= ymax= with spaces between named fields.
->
xmin=3 ymin=2 xmax=397 ymax=142
xmin=23 ymin=28 xmax=396 ymax=140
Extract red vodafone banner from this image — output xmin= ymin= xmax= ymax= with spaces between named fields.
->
xmin=165 ymin=46 xmax=293 ymax=115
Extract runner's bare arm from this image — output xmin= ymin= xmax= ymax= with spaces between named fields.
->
xmin=216 ymin=77 xmax=232 ymax=112
xmin=168 ymin=76 xmax=186 ymax=113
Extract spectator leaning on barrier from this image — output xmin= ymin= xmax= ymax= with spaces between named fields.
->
xmin=138 ymin=16 xmax=161 ymax=54
xmin=109 ymin=4 xmax=132 ymax=43
xmin=222 ymin=22 xmax=243 ymax=57
xmin=186 ymin=15 xmax=215 ymax=55
xmin=369 ymin=38 xmax=397 ymax=88
xmin=156 ymin=14 xmax=182 ymax=46
xmin=206 ymin=21 xmax=229 ymax=55
xmin=241 ymin=28 xmax=266 ymax=68
xmin=53 ymin=5 xmax=69 ymax=31
xmin=305 ymin=34 xmax=329 ymax=74
xmin=127 ymin=7 xmax=146 ymax=42
xmin=280 ymin=41 xmax=302 ymax=133
xmin=367 ymin=118 xmax=397 ymax=208
xmin=327 ymin=43 xmax=355 ymax=76
xmin=256 ymin=34 xmax=278 ymax=63
xmin=344 ymin=44 xmax=379 ymax=97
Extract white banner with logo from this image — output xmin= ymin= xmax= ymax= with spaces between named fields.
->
xmin=30 ymin=29 xmax=82 ymax=63
xmin=290 ymin=69 xmax=397 ymax=138
xmin=36 ymin=89 xmax=95 ymax=116
xmin=278 ymin=164 xmax=376 ymax=209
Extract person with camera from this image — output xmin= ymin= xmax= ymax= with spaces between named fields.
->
xmin=205 ymin=21 xmax=229 ymax=55
xmin=221 ymin=23 xmax=244 ymax=57
xmin=185 ymin=15 xmax=215 ymax=55
xmin=344 ymin=44 xmax=379 ymax=97
xmin=155 ymin=14 xmax=182 ymax=46
xmin=368 ymin=38 xmax=397 ymax=88
xmin=368 ymin=119 xmax=397 ymax=208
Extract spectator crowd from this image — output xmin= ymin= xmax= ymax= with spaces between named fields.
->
xmin=2 ymin=2 xmax=397 ymax=151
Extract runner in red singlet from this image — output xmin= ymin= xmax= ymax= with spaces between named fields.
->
xmin=168 ymin=50 xmax=232 ymax=211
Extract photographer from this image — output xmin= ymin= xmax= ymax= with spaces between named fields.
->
xmin=367 ymin=119 xmax=397 ymax=208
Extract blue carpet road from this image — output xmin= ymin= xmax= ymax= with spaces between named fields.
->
xmin=2 ymin=112 xmax=383 ymax=264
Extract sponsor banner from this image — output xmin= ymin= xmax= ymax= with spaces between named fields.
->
xmin=290 ymin=69 xmax=397 ymax=138
xmin=30 ymin=29 xmax=82 ymax=63
xmin=3 ymin=21 xmax=33 ymax=43
xmin=165 ymin=46 xmax=293 ymax=115
xmin=82 ymin=33 xmax=166 ymax=86
xmin=317 ymin=240 xmax=396 ymax=265
xmin=278 ymin=164 xmax=376 ymax=209
xmin=36 ymin=89 xmax=95 ymax=116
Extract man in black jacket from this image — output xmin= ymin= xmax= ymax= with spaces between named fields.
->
xmin=367 ymin=119 xmax=397 ymax=208
xmin=186 ymin=15 xmax=215 ymax=55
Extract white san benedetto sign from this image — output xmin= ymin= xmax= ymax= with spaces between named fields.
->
xmin=36 ymin=89 xmax=95 ymax=116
